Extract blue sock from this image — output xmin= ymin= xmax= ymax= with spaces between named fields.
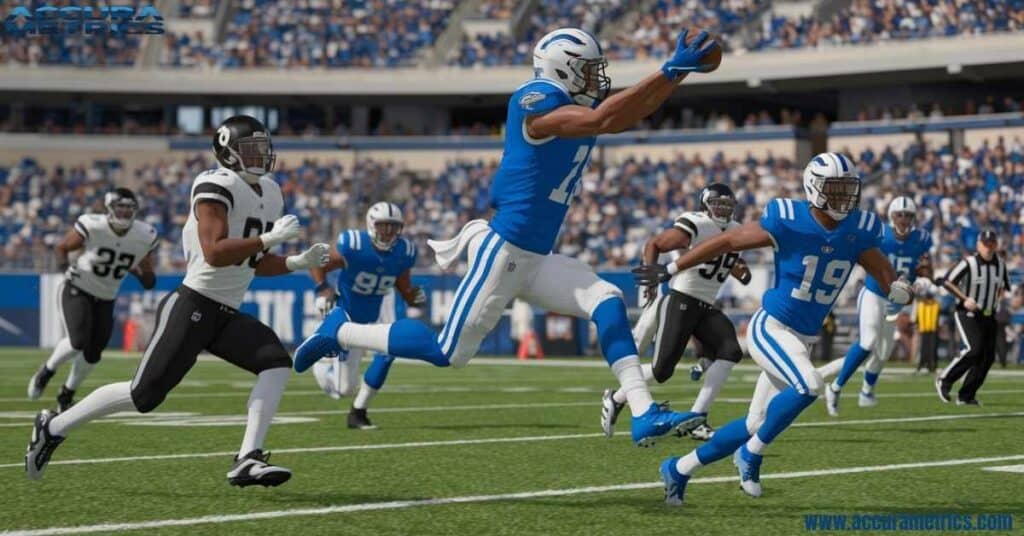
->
xmin=591 ymin=298 xmax=638 ymax=366
xmin=835 ymin=343 xmax=871 ymax=388
xmin=364 ymin=354 xmax=395 ymax=390
xmin=386 ymin=319 xmax=449 ymax=367
xmin=864 ymin=370 xmax=879 ymax=387
xmin=755 ymin=387 xmax=817 ymax=445
xmin=695 ymin=417 xmax=752 ymax=465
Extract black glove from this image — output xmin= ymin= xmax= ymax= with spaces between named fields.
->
xmin=632 ymin=263 xmax=671 ymax=287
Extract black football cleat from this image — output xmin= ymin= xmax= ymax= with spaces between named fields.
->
xmin=347 ymin=407 xmax=378 ymax=430
xmin=56 ymin=386 xmax=76 ymax=413
xmin=934 ymin=377 xmax=951 ymax=403
xmin=956 ymin=398 xmax=982 ymax=407
xmin=25 ymin=409 xmax=65 ymax=481
xmin=227 ymin=450 xmax=291 ymax=488
xmin=27 ymin=365 xmax=55 ymax=401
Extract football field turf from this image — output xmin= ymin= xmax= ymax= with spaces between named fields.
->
xmin=0 ymin=348 xmax=1021 ymax=535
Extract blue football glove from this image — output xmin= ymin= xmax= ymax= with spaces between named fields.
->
xmin=661 ymin=29 xmax=717 ymax=81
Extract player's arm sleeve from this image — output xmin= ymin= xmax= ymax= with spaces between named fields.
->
xmin=405 ymin=238 xmax=419 ymax=269
xmin=336 ymin=230 xmax=354 ymax=258
xmin=73 ymin=215 xmax=91 ymax=239
xmin=673 ymin=215 xmax=698 ymax=239
xmin=758 ymin=199 xmax=788 ymax=250
xmin=857 ymin=211 xmax=884 ymax=253
xmin=517 ymin=82 xmax=574 ymax=117
xmin=944 ymin=259 xmax=968 ymax=285
xmin=191 ymin=174 xmax=235 ymax=213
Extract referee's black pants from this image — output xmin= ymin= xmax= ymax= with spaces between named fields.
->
xmin=941 ymin=311 xmax=997 ymax=401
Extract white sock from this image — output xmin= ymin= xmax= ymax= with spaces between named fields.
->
xmin=675 ymin=451 xmax=704 ymax=476
xmin=746 ymin=433 xmax=767 ymax=455
xmin=45 ymin=338 xmax=80 ymax=371
xmin=338 ymin=323 xmax=390 ymax=354
xmin=64 ymin=356 xmax=95 ymax=391
xmin=613 ymin=363 xmax=653 ymax=405
xmin=610 ymin=356 xmax=655 ymax=417
xmin=861 ymin=381 xmax=875 ymax=395
xmin=352 ymin=380 xmax=377 ymax=410
xmin=48 ymin=381 xmax=136 ymax=437
xmin=238 ymin=367 xmax=290 ymax=457
xmin=691 ymin=360 xmax=734 ymax=414
xmin=816 ymin=357 xmax=845 ymax=381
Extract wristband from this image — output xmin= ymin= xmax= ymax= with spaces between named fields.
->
xmin=666 ymin=262 xmax=680 ymax=277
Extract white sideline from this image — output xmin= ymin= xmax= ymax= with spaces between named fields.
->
xmin=0 ymin=411 xmax=1020 ymax=470
xmin=4 ymin=454 xmax=1023 ymax=536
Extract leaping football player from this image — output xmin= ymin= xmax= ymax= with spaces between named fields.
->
xmin=634 ymin=153 xmax=912 ymax=504
xmin=294 ymin=27 xmax=721 ymax=446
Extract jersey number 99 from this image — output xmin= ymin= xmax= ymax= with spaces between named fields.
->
xmin=790 ymin=255 xmax=852 ymax=305
xmin=353 ymin=272 xmax=396 ymax=296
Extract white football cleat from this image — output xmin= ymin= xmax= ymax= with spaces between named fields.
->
xmin=227 ymin=450 xmax=291 ymax=488
xmin=858 ymin=391 xmax=878 ymax=408
xmin=824 ymin=384 xmax=840 ymax=417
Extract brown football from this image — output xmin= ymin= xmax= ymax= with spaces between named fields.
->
xmin=686 ymin=29 xmax=722 ymax=73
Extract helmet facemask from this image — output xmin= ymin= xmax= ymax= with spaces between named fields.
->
xmin=890 ymin=210 xmax=917 ymax=236
xmin=106 ymin=197 xmax=138 ymax=232
xmin=811 ymin=176 xmax=861 ymax=220
xmin=228 ymin=136 xmax=276 ymax=184
xmin=704 ymin=197 xmax=736 ymax=225
xmin=370 ymin=221 xmax=403 ymax=250
xmin=566 ymin=55 xmax=610 ymax=107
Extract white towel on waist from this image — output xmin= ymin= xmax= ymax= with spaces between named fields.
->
xmin=428 ymin=219 xmax=491 ymax=271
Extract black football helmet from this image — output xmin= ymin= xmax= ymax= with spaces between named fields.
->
xmin=104 ymin=187 xmax=138 ymax=232
xmin=213 ymin=115 xmax=276 ymax=183
xmin=699 ymin=183 xmax=736 ymax=225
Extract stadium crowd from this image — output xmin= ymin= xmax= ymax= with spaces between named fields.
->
xmin=2 ymin=136 xmax=1023 ymax=277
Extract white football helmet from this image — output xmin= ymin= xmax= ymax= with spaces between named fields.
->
xmin=887 ymin=196 xmax=918 ymax=236
xmin=803 ymin=152 xmax=861 ymax=221
xmin=104 ymin=187 xmax=138 ymax=232
xmin=533 ymin=28 xmax=610 ymax=108
xmin=366 ymin=201 xmax=403 ymax=250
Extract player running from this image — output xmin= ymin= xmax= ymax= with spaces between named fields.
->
xmin=634 ymin=153 xmax=912 ymax=504
xmin=824 ymin=196 xmax=935 ymax=416
xmin=25 ymin=115 xmax=329 ymax=487
xmin=294 ymin=27 xmax=721 ymax=446
xmin=602 ymin=183 xmax=751 ymax=441
xmin=27 ymin=188 xmax=158 ymax=413
xmin=310 ymin=202 xmax=425 ymax=430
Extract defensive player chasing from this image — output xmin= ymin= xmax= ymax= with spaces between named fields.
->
xmin=824 ymin=196 xmax=935 ymax=416
xmin=602 ymin=183 xmax=751 ymax=441
xmin=310 ymin=202 xmax=425 ymax=430
xmin=634 ymin=153 xmax=912 ymax=504
xmin=28 ymin=188 xmax=158 ymax=413
xmin=26 ymin=115 xmax=330 ymax=487
xmin=294 ymin=27 xmax=721 ymax=446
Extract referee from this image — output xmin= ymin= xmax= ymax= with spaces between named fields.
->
xmin=935 ymin=229 xmax=1012 ymax=405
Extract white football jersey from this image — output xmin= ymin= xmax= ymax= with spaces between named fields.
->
xmin=667 ymin=211 xmax=741 ymax=304
xmin=182 ymin=167 xmax=284 ymax=309
xmin=67 ymin=215 xmax=159 ymax=301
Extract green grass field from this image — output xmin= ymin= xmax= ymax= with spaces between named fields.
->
xmin=0 ymin=348 xmax=1022 ymax=535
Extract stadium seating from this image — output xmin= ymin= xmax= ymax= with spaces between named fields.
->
xmin=3 ymin=135 xmax=1021 ymax=274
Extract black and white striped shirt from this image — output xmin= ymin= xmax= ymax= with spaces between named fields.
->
xmin=945 ymin=253 xmax=1011 ymax=314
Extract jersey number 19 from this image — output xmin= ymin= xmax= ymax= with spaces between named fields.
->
xmin=548 ymin=146 xmax=592 ymax=205
xmin=790 ymin=255 xmax=852 ymax=305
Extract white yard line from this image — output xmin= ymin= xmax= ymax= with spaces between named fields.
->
xmin=4 ymin=453 xmax=1023 ymax=536
xmin=0 ymin=411 xmax=1020 ymax=470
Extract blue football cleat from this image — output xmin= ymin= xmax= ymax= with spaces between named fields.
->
xmin=660 ymin=457 xmax=689 ymax=506
xmin=294 ymin=307 xmax=348 ymax=373
xmin=631 ymin=403 xmax=706 ymax=447
xmin=733 ymin=444 xmax=763 ymax=497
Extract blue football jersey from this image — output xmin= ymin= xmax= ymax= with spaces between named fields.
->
xmin=864 ymin=226 xmax=933 ymax=297
xmin=760 ymin=198 xmax=883 ymax=336
xmin=489 ymin=79 xmax=597 ymax=254
xmin=335 ymin=230 xmax=417 ymax=324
